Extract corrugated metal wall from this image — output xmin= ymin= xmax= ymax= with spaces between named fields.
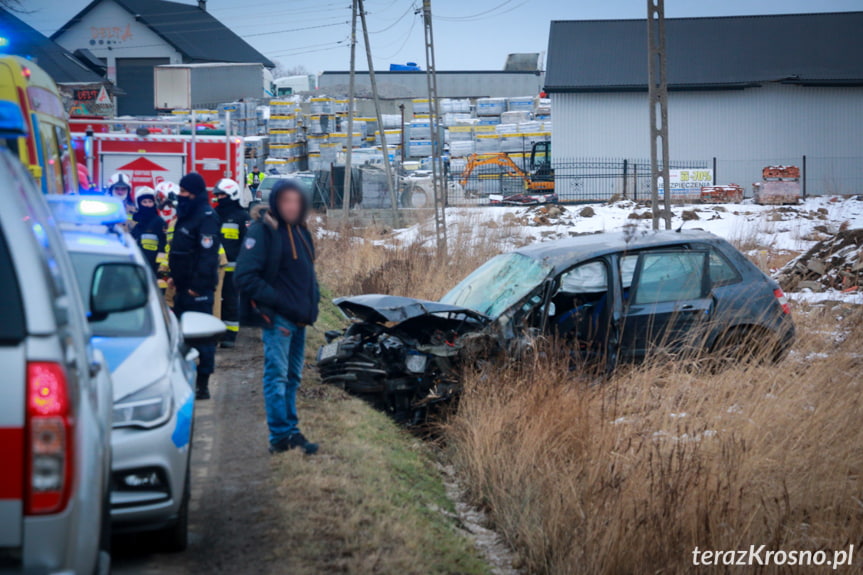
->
xmin=319 ymin=71 xmax=545 ymax=99
xmin=551 ymin=84 xmax=863 ymax=195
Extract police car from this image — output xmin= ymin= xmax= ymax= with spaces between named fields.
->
xmin=47 ymin=196 xmax=225 ymax=551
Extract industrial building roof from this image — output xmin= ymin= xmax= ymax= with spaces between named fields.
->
xmin=0 ymin=8 xmax=105 ymax=84
xmin=52 ymin=0 xmax=274 ymax=68
xmin=545 ymin=12 xmax=863 ymax=92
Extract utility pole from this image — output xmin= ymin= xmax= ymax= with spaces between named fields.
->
xmin=422 ymin=0 xmax=447 ymax=256
xmin=647 ymin=0 xmax=671 ymax=230
xmin=358 ymin=0 xmax=400 ymax=226
xmin=343 ymin=0 xmax=357 ymax=217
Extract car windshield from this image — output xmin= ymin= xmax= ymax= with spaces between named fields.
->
xmin=70 ymin=251 xmax=153 ymax=337
xmin=440 ymin=252 xmax=552 ymax=318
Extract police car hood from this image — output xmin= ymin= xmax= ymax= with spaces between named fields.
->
xmin=92 ymin=335 xmax=170 ymax=402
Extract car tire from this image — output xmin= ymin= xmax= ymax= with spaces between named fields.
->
xmin=402 ymin=187 xmax=429 ymax=209
xmin=158 ymin=463 xmax=190 ymax=553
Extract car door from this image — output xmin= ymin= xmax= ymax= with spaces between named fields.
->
xmin=619 ymin=249 xmax=713 ymax=361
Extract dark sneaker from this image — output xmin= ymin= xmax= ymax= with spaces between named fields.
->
xmin=195 ymin=386 xmax=211 ymax=400
xmin=220 ymin=332 xmax=237 ymax=349
xmin=288 ymin=432 xmax=318 ymax=455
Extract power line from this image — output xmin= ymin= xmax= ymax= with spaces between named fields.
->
xmin=370 ymin=1 xmax=416 ymax=33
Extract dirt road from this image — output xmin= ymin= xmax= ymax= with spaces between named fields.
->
xmin=113 ymin=334 xmax=281 ymax=574
xmin=112 ymin=330 xmax=492 ymax=575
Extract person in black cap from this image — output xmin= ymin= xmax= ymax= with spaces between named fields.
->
xmin=235 ymin=179 xmax=319 ymax=455
xmin=169 ymin=172 xmax=221 ymax=400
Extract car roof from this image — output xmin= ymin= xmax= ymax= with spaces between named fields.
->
xmin=60 ymin=226 xmax=139 ymax=260
xmin=515 ymin=229 xmax=724 ymax=273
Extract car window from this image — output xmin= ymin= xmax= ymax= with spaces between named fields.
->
xmin=559 ymin=261 xmax=608 ymax=293
xmin=620 ymin=254 xmax=638 ymax=288
xmin=0 ymin=223 xmax=25 ymax=343
xmin=708 ymin=248 xmax=742 ymax=286
xmin=69 ymin=251 xmax=154 ymax=337
xmin=632 ymin=251 xmax=708 ymax=305
xmin=440 ymin=252 xmax=553 ymax=318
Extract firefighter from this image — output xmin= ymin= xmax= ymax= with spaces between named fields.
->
xmin=155 ymin=181 xmax=179 ymax=295
xmin=169 ymin=172 xmax=221 ymax=400
xmin=247 ymin=165 xmax=265 ymax=199
xmin=131 ymin=186 xmax=166 ymax=275
xmin=106 ymin=172 xmax=135 ymax=218
xmin=213 ymin=178 xmax=250 ymax=348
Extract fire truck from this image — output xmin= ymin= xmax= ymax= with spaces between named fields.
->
xmin=70 ymin=118 xmax=246 ymax=196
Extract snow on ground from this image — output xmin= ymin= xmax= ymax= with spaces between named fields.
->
xmin=387 ymin=195 xmax=863 ymax=304
xmin=394 ymin=196 xmax=863 ymax=255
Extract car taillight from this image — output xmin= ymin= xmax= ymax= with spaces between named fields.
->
xmin=25 ymin=362 xmax=73 ymax=515
xmin=774 ymin=288 xmax=791 ymax=315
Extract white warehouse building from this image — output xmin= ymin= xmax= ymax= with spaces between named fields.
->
xmin=544 ymin=12 xmax=863 ymax=196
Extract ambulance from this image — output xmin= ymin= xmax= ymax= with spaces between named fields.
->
xmin=0 ymin=55 xmax=79 ymax=193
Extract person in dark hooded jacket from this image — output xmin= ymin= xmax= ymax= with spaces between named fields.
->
xmin=235 ymin=179 xmax=319 ymax=455
xmin=131 ymin=186 xmax=166 ymax=275
xmin=169 ymin=172 xmax=222 ymax=400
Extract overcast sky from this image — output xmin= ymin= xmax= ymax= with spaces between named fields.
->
xmin=19 ymin=0 xmax=863 ymax=73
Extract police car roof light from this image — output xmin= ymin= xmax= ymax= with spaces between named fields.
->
xmin=47 ymin=196 xmax=127 ymax=227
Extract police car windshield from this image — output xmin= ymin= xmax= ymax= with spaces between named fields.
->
xmin=69 ymin=252 xmax=154 ymax=338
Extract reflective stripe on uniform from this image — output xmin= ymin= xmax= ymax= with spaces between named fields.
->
xmin=221 ymin=222 xmax=240 ymax=240
xmin=140 ymin=233 xmax=160 ymax=251
xmin=224 ymin=320 xmax=240 ymax=332
xmin=224 ymin=261 xmax=236 ymax=272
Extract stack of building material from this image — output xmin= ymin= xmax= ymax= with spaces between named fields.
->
xmin=500 ymin=110 xmax=532 ymax=125
xmin=307 ymin=133 xmax=329 ymax=153
xmin=440 ymin=98 xmax=471 ymax=113
xmin=375 ymin=129 xmax=402 ymax=146
xmin=507 ymin=96 xmax=536 ymax=114
xmin=412 ymin=98 xmax=430 ymax=115
xmin=269 ymin=112 xmax=301 ymax=160
xmin=310 ymin=97 xmax=333 ymax=114
xmin=476 ymin=97 xmax=506 ymax=117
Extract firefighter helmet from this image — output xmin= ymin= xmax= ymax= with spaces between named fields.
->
xmin=107 ymin=172 xmax=132 ymax=193
xmin=154 ymin=181 xmax=179 ymax=222
xmin=134 ymin=186 xmax=155 ymax=208
xmin=213 ymin=178 xmax=241 ymax=201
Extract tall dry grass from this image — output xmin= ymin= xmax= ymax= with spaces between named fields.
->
xmin=448 ymin=308 xmax=863 ymax=574
xmin=314 ymin=211 xmax=863 ymax=574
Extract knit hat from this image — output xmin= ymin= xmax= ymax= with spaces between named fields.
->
xmin=179 ymin=172 xmax=207 ymax=197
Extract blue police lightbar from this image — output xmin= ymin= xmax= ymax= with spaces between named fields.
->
xmin=47 ymin=196 xmax=127 ymax=227
xmin=0 ymin=100 xmax=27 ymax=135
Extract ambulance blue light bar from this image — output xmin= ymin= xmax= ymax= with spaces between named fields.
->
xmin=47 ymin=196 xmax=127 ymax=227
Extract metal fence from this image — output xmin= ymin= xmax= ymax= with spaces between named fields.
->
xmin=445 ymin=157 xmax=710 ymax=205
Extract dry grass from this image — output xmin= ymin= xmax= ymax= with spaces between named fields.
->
xmin=314 ymin=212 xmax=863 ymax=575
xmin=447 ymin=306 xmax=863 ymax=574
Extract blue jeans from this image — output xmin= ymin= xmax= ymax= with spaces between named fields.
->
xmin=261 ymin=315 xmax=306 ymax=444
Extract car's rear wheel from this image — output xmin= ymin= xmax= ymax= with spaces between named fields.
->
xmin=158 ymin=463 xmax=190 ymax=553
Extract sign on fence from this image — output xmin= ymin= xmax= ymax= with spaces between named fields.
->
xmin=659 ymin=168 xmax=713 ymax=200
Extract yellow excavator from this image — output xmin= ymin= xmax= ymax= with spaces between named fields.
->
xmin=457 ymin=142 xmax=556 ymax=204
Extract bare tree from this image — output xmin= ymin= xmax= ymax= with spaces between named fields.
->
xmin=271 ymin=61 xmax=310 ymax=78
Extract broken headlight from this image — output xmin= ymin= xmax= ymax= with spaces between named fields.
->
xmin=405 ymin=353 xmax=428 ymax=374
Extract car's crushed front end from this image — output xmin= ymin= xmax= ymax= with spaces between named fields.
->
xmin=317 ymin=295 xmax=491 ymax=420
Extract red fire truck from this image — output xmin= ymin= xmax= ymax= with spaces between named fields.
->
xmin=70 ymin=118 xmax=246 ymax=195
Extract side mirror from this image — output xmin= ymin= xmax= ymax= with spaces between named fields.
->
xmin=90 ymin=262 xmax=149 ymax=322
xmin=181 ymin=312 xmax=226 ymax=344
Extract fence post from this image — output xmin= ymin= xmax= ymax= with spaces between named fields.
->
xmin=633 ymin=162 xmax=638 ymax=201
xmin=712 ymin=157 xmax=717 ymax=185
xmin=802 ymin=155 xmax=807 ymax=198
xmin=622 ymin=159 xmax=629 ymax=199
